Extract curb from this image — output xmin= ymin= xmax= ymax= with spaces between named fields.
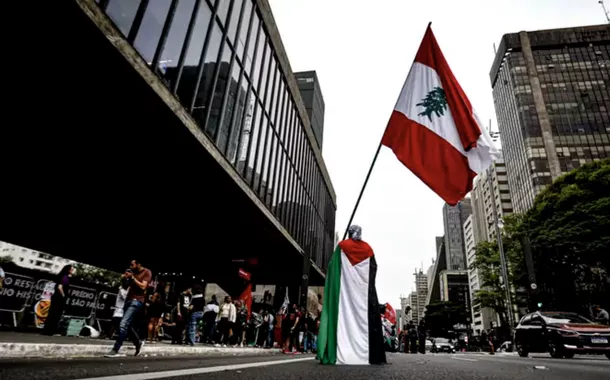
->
xmin=0 ymin=342 xmax=283 ymax=359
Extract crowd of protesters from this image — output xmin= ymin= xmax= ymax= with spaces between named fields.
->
xmin=95 ymin=259 xmax=323 ymax=356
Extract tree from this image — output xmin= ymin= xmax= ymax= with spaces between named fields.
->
xmin=424 ymin=301 xmax=469 ymax=337
xmin=522 ymin=158 xmax=610 ymax=313
xmin=73 ymin=263 xmax=122 ymax=288
xmin=469 ymin=215 xmax=529 ymax=332
xmin=0 ymin=256 xmax=13 ymax=265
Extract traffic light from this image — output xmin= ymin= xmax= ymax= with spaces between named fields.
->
xmin=537 ymin=302 xmax=543 ymax=308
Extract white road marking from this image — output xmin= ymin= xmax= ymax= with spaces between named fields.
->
xmin=73 ymin=357 xmax=314 ymax=380
xmin=451 ymin=356 xmax=478 ymax=362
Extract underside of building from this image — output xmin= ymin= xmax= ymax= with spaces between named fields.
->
xmin=0 ymin=0 xmax=332 ymax=295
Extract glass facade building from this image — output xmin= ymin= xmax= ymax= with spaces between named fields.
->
xmin=96 ymin=0 xmax=336 ymax=270
xmin=490 ymin=25 xmax=610 ymax=213
xmin=442 ymin=199 xmax=472 ymax=271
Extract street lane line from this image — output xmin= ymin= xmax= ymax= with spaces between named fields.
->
xmin=451 ymin=356 xmax=478 ymax=362
xmin=73 ymin=357 xmax=314 ymax=380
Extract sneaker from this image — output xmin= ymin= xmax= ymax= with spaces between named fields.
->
xmin=214 ymin=344 xmax=221 ymax=347
xmin=135 ymin=340 xmax=145 ymax=357
xmin=104 ymin=350 xmax=125 ymax=358
xmin=222 ymin=344 xmax=227 ymax=348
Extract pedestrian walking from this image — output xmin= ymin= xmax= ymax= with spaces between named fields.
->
xmin=105 ymin=259 xmax=152 ymax=357
xmin=110 ymin=280 xmax=129 ymax=338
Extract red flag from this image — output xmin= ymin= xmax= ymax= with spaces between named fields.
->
xmin=239 ymin=283 xmax=253 ymax=320
xmin=384 ymin=303 xmax=397 ymax=325
xmin=381 ymin=25 xmax=498 ymax=205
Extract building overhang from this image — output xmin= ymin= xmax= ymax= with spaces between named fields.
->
xmin=0 ymin=0 xmax=325 ymax=287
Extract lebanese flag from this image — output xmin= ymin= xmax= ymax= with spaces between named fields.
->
xmin=381 ymin=25 xmax=499 ymax=205
xmin=317 ymin=240 xmax=386 ymax=365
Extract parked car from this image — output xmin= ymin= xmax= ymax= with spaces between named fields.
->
xmin=430 ymin=337 xmax=456 ymax=353
xmin=514 ymin=311 xmax=610 ymax=359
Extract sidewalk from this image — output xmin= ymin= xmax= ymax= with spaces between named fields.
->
xmin=0 ymin=332 xmax=282 ymax=359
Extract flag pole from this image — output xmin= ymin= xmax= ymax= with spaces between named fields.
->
xmin=342 ymin=142 xmax=383 ymax=240
xmin=342 ymin=21 xmax=432 ymax=240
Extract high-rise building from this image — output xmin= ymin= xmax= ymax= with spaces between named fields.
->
xmin=467 ymin=155 xmax=514 ymax=334
xmin=464 ymin=216 xmax=496 ymax=334
xmin=442 ymin=199 xmax=472 ymax=271
xmin=439 ymin=270 xmax=470 ymax=312
xmin=414 ymin=269 xmax=428 ymax=323
xmin=426 ymin=262 xmax=435 ymax=293
xmin=426 ymin=236 xmax=447 ymax=308
xmin=409 ymin=291 xmax=419 ymax=323
xmin=400 ymin=295 xmax=409 ymax=315
xmin=294 ymin=71 xmax=325 ymax=150
xmin=490 ymin=24 xmax=610 ymax=213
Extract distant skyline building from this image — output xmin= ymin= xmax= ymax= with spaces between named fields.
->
xmin=442 ymin=199 xmax=472 ymax=271
xmin=439 ymin=270 xmax=470 ymax=315
xmin=490 ymin=24 xmax=610 ymax=213
xmin=414 ymin=268 xmax=428 ymax=324
xmin=466 ymin=154 xmax=514 ymax=334
xmin=409 ymin=291 xmax=419 ymax=323
xmin=294 ymin=71 xmax=325 ymax=150
xmin=426 ymin=262 xmax=435 ymax=293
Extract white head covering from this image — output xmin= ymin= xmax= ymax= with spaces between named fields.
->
xmin=348 ymin=225 xmax=363 ymax=241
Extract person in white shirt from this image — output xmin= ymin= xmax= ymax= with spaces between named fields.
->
xmin=215 ymin=296 xmax=236 ymax=347
xmin=264 ymin=310 xmax=275 ymax=348
xmin=111 ymin=283 xmax=129 ymax=338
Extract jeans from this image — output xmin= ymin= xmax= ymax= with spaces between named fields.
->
xmin=113 ymin=300 xmax=144 ymax=352
xmin=267 ymin=326 xmax=274 ymax=347
xmin=188 ymin=311 xmax=204 ymax=344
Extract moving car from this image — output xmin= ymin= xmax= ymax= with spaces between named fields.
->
xmin=514 ymin=311 xmax=610 ymax=359
xmin=430 ymin=337 xmax=456 ymax=353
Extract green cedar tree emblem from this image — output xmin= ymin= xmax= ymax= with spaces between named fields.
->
xmin=417 ymin=87 xmax=448 ymax=121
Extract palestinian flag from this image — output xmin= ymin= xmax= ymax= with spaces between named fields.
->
xmin=317 ymin=239 xmax=386 ymax=365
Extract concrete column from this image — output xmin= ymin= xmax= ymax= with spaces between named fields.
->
xmin=299 ymin=252 xmax=312 ymax=308
xmin=519 ymin=31 xmax=562 ymax=180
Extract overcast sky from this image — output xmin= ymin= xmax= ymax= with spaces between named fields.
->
xmin=268 ymin=0 xmax=606 ymax=307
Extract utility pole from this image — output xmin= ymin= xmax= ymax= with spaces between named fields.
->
xmin=487 ymin=127 xmax=515 ymax=336
xmin=487 ymin=168 xmax=515 ymax=336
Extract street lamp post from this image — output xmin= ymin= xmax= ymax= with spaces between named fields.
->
xmin=487 ymin=167 xmax=516 ymax=337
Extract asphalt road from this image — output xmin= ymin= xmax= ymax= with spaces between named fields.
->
xmin=1 ymin=352 xmax=609 ymax=380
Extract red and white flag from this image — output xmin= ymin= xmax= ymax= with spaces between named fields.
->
xmin=381 ymin=25 xmax=499 ymax=205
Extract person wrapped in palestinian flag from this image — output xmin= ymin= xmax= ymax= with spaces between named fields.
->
xmin=317 ymin=225 xmax=386 ymax=365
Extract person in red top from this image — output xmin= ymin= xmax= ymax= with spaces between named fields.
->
xmin=106 ymin=259 xmax=152 ymax=357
